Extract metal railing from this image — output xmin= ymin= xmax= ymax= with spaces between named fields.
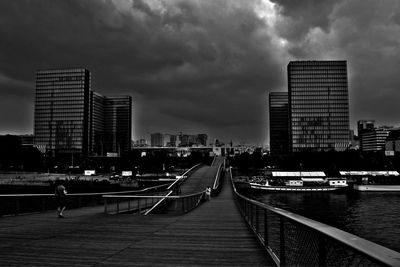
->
xmin=230 ymin=168 xmax=400 ymax=267
xmin=211 ymin=161 xmax=224 ymax=197
xmin=103 ymin=191 xmax=205 ymax=215
xmin=0 ymin=164 xmax=204 ymax=217
xmin=0 ymin=183 xmax=171 ymax=216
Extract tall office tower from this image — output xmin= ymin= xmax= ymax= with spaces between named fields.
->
xmin=103 ymin=96 xmax=132 ymax=155
xmin=90 ymin=92 xmax=105 ymax=156
xmin=34 ymin=68 xmax=91 ymax=156
xmin=269 ymin=92 xmax=289 ymax=154
xmin=288 ymin=61 xmax=350 ymax=152
xmin=357 ymin=120 xmax=375 ymax=150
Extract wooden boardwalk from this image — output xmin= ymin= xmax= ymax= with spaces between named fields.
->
xmin=0 ymin=165 xmax=274 ymax=266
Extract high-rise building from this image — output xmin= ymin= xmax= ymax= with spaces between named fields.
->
xmin=269 ymin=92 xmax=289 ymax=154
xmin=90 ymin=91 xmax=105 ymax=156
xmin=34 ymin=68 xmax=132 ymax=157
xmin=34 ymin=68 xmax=91 ymax=155
xmin=103 ymin=96 xmax=132 ymax=155
xmin=288 ymin=61 xmax=350 ymax=152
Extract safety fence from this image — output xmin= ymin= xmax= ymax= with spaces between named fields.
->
xmin=103 ymin=191 xmax=205 ymax=215
xmin=0 ymin=183 xmax=171 ymax=216
xmin=0 ymin=164 xmax=204 ymax=217
xmin=230 ymin=168 xmax=400 ymax=267
xmin=103 ymin=161 xmax=223 ymax=215
xmin=211 ymin=160 xmax=225 ymax=197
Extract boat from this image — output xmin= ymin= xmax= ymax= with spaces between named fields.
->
xmin=248 ymin=177 xmax=348 ymax=192
xmin=340 ymin=171 xmax=400 ymax=192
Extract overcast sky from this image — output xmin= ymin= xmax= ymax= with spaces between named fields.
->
xmin=1 ymin=0 xmax=400 ymax=145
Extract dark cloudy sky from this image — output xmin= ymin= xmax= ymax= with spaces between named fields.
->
xmin=1 ymin=0 xmax=400 ymax=145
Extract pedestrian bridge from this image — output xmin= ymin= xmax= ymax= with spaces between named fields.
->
xmin=0 ymin=157 xmax=399 ymax=266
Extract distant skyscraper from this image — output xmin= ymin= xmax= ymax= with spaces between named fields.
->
xmin=34 ymin=68 xmax=132 ymax=156
xmin=269 ymin=92 xmax=289 ymax=154
xmin=288 ymin=61 xmax=350 ymax=152
xmin=34 ymin=68 xmax=91 ymax=155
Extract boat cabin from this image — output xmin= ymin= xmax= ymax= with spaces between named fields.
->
xmin=285 ymin=180 xmax=303 ymax=186
xmin=339 ymin=171 xmax=400 ymax=185
xmin=326 ymin=178 xmax=348 ymax=187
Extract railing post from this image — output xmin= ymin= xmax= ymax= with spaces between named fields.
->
xmin=104 ymin=198 xmax=108 ymax=214
xmin=181 ymin=198 xmax=184 ymax=213
xmin=117 ymin=200 xmax=120 ymax=213
xmin=128 ymin=199 xmax=131 ymax=211
xmin=250 ymin=203 xmax=253 ymax=225
xmin=264 ymin=209 xmax=268 ymax=246
xmin=255 ymin=205 xmax=259 ymax=233
xmin=318 ymin=234 xmax=327 ymax=266
xmin=280 ymin=216 xmax=286 ymax=266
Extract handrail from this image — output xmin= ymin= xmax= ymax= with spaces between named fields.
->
xmin=229 ymin=167 xmax=400 ymax=267
xmin=212 ymin=163 xmax=223 ymax=190
xmin=103 ymin=190 xmax=206 ymax=215
xmin=0 ymin=183 xmax=172 ymax=198
xmin=211 ymin=156 xmax=216 ymax=166
xmin=0 ymin=183 xmax=173 ymax=216
xmin=167 ymin=163 xmax=202 ymax=190
xmin=144 ymin=190 xmax=174 ymax=215
xmin=103 ymin=191 xmax=206 ymax=199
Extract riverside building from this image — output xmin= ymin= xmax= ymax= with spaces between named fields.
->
xmin=34 ymin=68 xmax=132 ymax=157
xmin=287 ymin=60 xmax=350 ymax=152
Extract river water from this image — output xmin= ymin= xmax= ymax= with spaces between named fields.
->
xmin=246 ymin=190 xmax=400 ymax=252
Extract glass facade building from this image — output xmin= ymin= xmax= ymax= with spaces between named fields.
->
xmin=34 ymin=68 xmax=132 ymax=157
xmin=34 ymin=69 xmax=91 ymax=155
xmin=269 ymin=92 xmax=289 ymax=154
xmin=103 ymin=96 xmax=132 ymax=155
xmin=288 ymin=61 xmax=350 ymax=152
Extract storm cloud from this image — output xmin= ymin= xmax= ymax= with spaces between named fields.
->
xmin=1 ymin=0 xmax=400 ymax=144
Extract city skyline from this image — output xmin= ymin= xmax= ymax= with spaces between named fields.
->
xmin=1 ymin=1 xmax=400 ymax=145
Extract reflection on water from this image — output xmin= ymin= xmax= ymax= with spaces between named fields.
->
xmin=247 ymin=191 xmax=400 ymax=252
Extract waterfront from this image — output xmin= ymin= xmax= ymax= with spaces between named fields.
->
xmin=247 ymin=190 xmax=400 ymax=252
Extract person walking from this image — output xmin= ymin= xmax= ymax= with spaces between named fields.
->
xmin=205 ymin=186 xmax=211 ymax=201
xmin=55 ymin=180 xmax=67 ymax=218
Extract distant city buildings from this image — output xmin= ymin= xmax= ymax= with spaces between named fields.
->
xmin=150 ymin=133 xmax=164 ymax=147
xmin=34 ymin=68 xmax=132 ymax=157
xmin=269 ymin=60 xmax=350 ymax=154
xmin=149 ymin=133 xmax=208 ymax=147
xmin=385 ymin=129 xmax=400 ymax=155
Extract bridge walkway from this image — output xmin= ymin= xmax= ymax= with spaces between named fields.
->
xmin=178 ymin=157 xmax=224 ymax=195
xmin=0 ymin=166 xmax=274 ymax=266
